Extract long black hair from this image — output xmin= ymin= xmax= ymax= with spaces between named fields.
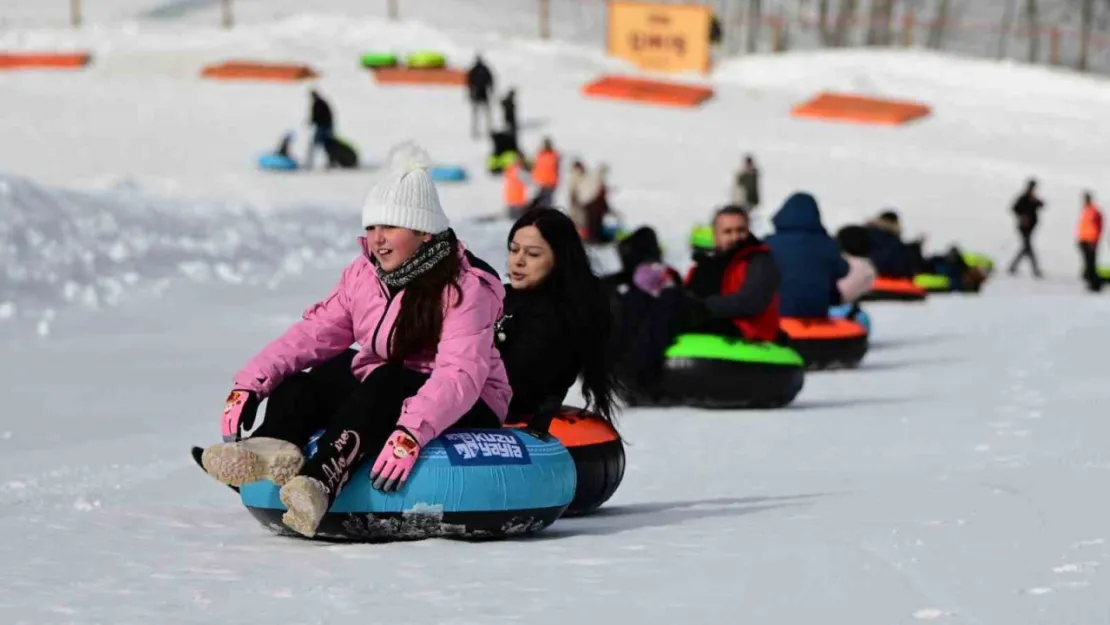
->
xmin=507 ymin=208 xmax=624 ymax=424
xmin=389 ymin=236 xmax=462 ymax=364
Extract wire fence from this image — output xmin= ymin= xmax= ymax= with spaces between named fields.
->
xmin=706 ymin=0 xmax=1110 ymax=75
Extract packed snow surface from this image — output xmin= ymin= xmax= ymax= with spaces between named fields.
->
xmin=3 ymin=5 xmax=1110 ymax=624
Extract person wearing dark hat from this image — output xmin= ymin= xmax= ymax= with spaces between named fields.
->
xmin=466 ymin=54 xmax=495 ymax=139
xmin=305 ymin=89 xmax=335 ymax=169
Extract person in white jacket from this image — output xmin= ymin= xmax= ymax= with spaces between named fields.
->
xmin=835 ymin=225 xmax=876 ymax=304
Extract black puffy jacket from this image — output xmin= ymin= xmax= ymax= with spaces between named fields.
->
xmin=494 ymin=284 xmax=580 ymax=419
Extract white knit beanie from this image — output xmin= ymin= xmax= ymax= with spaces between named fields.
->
xmin=361 ymin=142 xmax=449 ymax=234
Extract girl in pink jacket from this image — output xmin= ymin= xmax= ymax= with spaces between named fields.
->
xmin=198 ymin=143 xmax=512 ymax=538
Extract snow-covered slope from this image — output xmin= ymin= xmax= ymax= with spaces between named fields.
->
xmin=4 ymin=5 xmax=1110 ymax=624
xmin=0 ymin=172 xmax=359 ymax=330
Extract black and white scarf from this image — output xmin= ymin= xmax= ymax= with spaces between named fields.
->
xmin=375 ymin=229 xmax=456 ymax=289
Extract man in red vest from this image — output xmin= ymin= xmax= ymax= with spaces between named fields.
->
xmin=683 ymin=205 xmax=782 ymax=342
xmin=1077 ymin=190 xmax=1103 ymax=292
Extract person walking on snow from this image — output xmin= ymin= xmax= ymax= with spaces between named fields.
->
xmin=197 ymin=142 xmax=510 ymax=538
xmin=501 ymin=88 xmax=518 ymax=137
xmin=1008 ymin=178 xmax=1045 ymax=278
xmin=1077 ymin=190 xmax=1103 ymax=292
xmin=305 ymin=90 xmax=335 ymax=169
xmin=503 ymin=153 xmax=535 ymax=219
xmin=467 ymin=55 xmax=495 ymax=139
xmin=530 ymin=138 xmax=560 ymax=209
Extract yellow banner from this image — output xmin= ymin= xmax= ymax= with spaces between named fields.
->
xmin=607 ymin=1 xmax=712 ymax=74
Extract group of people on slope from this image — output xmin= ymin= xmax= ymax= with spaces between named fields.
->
xmin=197 ymin=144 xmax=624 ymax=539
xmin=502 ymin=138 xmax=614 ymax=244
xmin=863 ymin=210 xmax=986 ymax=293
xmin=608 ymin=193 xmax=875 ymax=401
xmin=1005 ymin=178 xmax=1108 ymax=293
xmin=466 ymin=54 xmax=517 ymax=141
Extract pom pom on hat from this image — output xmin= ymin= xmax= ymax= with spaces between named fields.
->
xmin=362 ymin=141 xmax=449 ymax=234
xmin=386 ymin=141 xmax=432 ymax=173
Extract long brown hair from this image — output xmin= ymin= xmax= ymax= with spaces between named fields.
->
xmin=388 ymin=241 xmax=463 ymax=363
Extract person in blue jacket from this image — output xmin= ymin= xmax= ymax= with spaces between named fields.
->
xmin=766 ymin=192 xmax=849 ymax=318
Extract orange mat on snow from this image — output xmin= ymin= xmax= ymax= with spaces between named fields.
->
xmin=371 ymin=67 xmax=466 ymax=86
xmin=791 ymin=92 xmax=930 ymax=126
xmin=582 ymin=75 xmax=714 ymax=108
xmin=0 ymin=52 xmax=90 ymax=69
xmin=201 ymin=61 xmax=318 ymax=82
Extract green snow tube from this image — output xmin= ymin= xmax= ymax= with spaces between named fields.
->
xmin=1098 ymin=267 xmax=1110 ymax=280
xmin=406 ymin=51 xmax=446 ymax=69
xmin=487 ymin=151 xmax=518 ymax=174
xmin=962 ymin=251 xmax=994 ymax=275
xmin=913 ymin=273 xmax=951 ymax=292
xmin=359 ymin=52 xmax=398 ymax=68
xmin=646 ymin=334 xmax=805 ymax=409
xmin=690 ymin=225 xmax=714 ymax=252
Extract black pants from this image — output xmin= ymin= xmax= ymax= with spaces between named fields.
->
xmin=470 ymin=99 xmax=493 ymax=139
xmin=250 ymin=350 xmax=500 ymax=502
xmin=1008 ymin=227 xmax=1042 ymax=277
xmin=1079 ymin=242 xmax=1101 ymax=292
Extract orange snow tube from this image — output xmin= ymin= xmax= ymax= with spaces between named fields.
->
xmin=861 ymin=277 xmax=928 ymax=302
xmin=0 ymin=52 xmax=90 ymax=70
xmin=582 ymin=75 xmax=714 ymax=108
xmin=507 ymin=407 xmax=624 ymax=516
xmin=791 ymin=92 xmax=931 ymax=126
xmin=780 ymin=317 xmax=868 ymax=370
xmin=201 ymin=61 xmax=318 ymax=82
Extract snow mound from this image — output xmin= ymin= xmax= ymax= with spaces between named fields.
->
xmin=0 ymin=172 xmax=355 ymax=324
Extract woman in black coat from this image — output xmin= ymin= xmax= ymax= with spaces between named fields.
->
xmin=495 ymin=208 xmax=623 ymax=427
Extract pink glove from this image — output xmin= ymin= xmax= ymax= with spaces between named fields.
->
xmin=370 ymin=429 xmax=421 ymax=492
xmin=633 ymin=262 xmax=675 ymax=297
xmin=221 ymin=389 xmax=259 ymax=442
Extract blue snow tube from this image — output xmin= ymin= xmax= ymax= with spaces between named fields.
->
xmin=430 ymin=165 xmax=467 ymax=182
xmin=258 ymin=154 xmax=297 ymax=171
xmin=829 ymin=303 xmax=872 ymax=334
xmin=239 ymin=428 xmax=576 ymax=542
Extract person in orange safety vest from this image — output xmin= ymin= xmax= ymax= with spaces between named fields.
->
xmin=530 ymin=137 xmax=560 ymax=208
xmin=503 ymin=153 xmax=534 ymax=219
xmin=1077 ymin=190 xmax=1103 ymax=292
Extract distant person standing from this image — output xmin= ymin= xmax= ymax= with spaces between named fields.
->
xmin=305 ymin=90 xmax=334 ymax=169
xmin=567 ymin=160 xmax=588 ymax=234
xmin=731 ymin=155 xmax=760 ymax=211
xmin=467 ymin=55 xmax=495 ymax=139
xmin=530 ymin=137 xmax=560 ymax=208
xmin=503 ymin=153 xmax=534 ymax=219
xmin=1008 ymin=178 xmax=1045 ymax=278
xmin=1077 ymin=190 xmax=1103 ymax=292
xmin=501 ymin=88 xmax=518 ymax=137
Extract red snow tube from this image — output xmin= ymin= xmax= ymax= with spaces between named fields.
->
xmin=507 ymin=407 xmax=624 ymax=516
xmin=859 ymin=277 xmax=928 ymax=302
xmin=780 ymin=317 xmax=868 ymax=369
